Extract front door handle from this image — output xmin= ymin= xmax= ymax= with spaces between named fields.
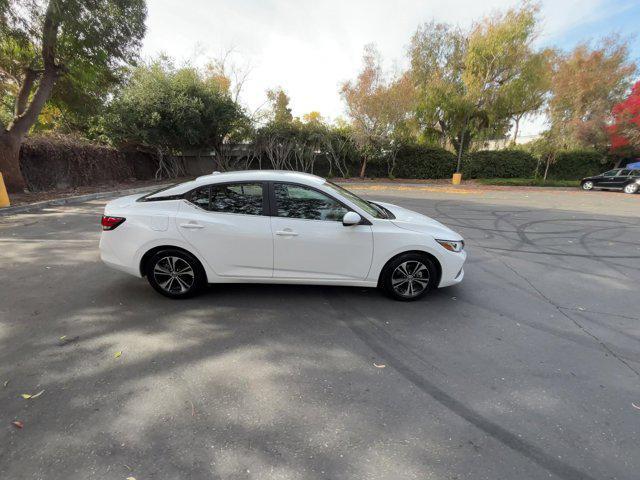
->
xmin=180 ymin=223 xmax=204 ymax=229
xmin=275 ymin=230 xmax=298 ymax=236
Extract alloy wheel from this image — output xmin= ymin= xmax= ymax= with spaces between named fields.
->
xmin=582 ymin=181 xmax=594 ymax=190
xmin=153 ymin=256 xmax=195 ymax=294
xmin=624 ymin=183 xmax=638 ymax=194
xmin=391 ymin=260 xmax=430 ymax=298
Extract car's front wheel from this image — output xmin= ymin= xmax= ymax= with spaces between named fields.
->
xmin=381 ymin=253 xmax=437 ymax=301
xmin=581 ymin=180 xmax=594 ymax=191
xmin=145 ymin=249 xmax=205 ymax=299
xmin=623 ymin=183 xmax=639 ymax=194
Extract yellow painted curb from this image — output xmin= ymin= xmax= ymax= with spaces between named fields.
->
xmin=0 ymin=173 xmax=10 ymax=208
xmin=345 ymin=184 xmax=479 ymax=195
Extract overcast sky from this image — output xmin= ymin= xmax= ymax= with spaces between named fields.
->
xmin=142 ymin=0 xmax=640 ymax=136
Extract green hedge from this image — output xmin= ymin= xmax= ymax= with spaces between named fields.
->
xmin=339 ymin=146 xmax=611 ymax=181
xmin=463 ymin=150 xmax=538 ymax=179
xmin=374 ymin=147 xmax=537 ymax=179
xmin=546 ymin=150 xmax=613 ymax=180
xmin=392 ymin=145 xmax=457 ymax=179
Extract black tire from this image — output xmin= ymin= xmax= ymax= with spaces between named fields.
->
xmin=623 ymin=183 xmax=639 ymax=194
xmin=145 ymin=249 xmax=205 ymax=299
xmin=380 ymin=253 xmax=437 ymax=301
xmin=581 ymin=180 xmax=594 ymax=191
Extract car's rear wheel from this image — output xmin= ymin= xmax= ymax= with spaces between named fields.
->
xmin=581 ymin=181 xmax=594 ymax=191
xmin=381 ymin=253 xmax=437 ymax=301
xmin=145 ymin=250 xmax=205 ymax=299
xmin=623 ymin=183 xmax=638 ymax=194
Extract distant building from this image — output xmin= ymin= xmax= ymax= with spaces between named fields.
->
xmin=478 ymin=134 xmax=541 ymax=151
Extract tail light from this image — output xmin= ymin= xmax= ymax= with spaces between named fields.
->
xmin=101 ymin=215 xmax=126 ymax=231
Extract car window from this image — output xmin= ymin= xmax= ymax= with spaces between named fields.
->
xmin=602 ymin=170 xmax=620 ymax=177
xmin=188 ymin=186 xmax=211 ymax=209
xmin=619 ymin=169 xmax=631 ymax=176
xmin=324 ymin=181 xmax=389 ymax=219
xmin=274 ymin=183 xmax=349 ymax=221
xmin=630 ymin=170 xmax=640 ymax=176
xmin=188 ymin=183 xmax=264 ymax=215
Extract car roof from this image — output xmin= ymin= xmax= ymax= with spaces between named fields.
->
xmin=146 ymin=170 xmax=327 ymax=198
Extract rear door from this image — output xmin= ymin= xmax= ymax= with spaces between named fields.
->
xmin=176 ymin=182 xmax=273 ymax=278
xmin=270 ymin=182 xmax=373 ymax=280
xmin=611 ymin=169 xmax=631 ymax=188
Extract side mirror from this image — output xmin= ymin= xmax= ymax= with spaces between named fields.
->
xmin=342 ymin=211 xmax=362 ymax=226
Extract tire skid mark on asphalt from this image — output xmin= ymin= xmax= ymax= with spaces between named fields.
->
xmin=324 ymin=291 xmax=599 ymax=480
xmin=476 ymin=246 xmax=640 ymax=259
xmin=457 ymin=260 xmax=640 ymax=362
xmin=493 ymin=256 xmax=640 ymax=378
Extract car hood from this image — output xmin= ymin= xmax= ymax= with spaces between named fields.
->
xmin=375 ymin=201 xmax=463 ymax=240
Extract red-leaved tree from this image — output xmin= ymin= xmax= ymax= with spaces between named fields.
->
xmin=609 ymin=81 xmax=640 ymax=151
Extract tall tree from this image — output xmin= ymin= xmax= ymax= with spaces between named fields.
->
xmin=0 ymin=0 xmax=146 ymax=192
xmin=267 ymin=87 xmax=293 ymax=124
xmin=341 ymin=44 xmax=414 ymax=178
xmin=548 ymin=36 xmax=636 ymax=149
xmin=410 ymin=4 xmax=548 ymax=166
xmin=103 ymin=58 xmax=246 ymax=176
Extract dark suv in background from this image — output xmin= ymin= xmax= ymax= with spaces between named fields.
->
xmin=581 ymin=169 xmax=640 ymax=194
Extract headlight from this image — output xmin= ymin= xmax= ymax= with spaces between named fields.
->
xmin=436 ymin=239 xmax=464 ymax=253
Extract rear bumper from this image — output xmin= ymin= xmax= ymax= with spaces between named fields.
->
xmin=99 ymin=233 xmax=142 ymax=277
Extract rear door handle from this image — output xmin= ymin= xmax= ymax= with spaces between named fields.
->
xmin=275 ymin=230 xmax=298 ymax=236
xmin=180 ymin=223 xmax=204 ymax=229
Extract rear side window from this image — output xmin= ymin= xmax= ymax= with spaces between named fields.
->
xmin=603 ymin=170 xmax=620 ymax=177
xmin=188 ymin=183 xmax=264 ymax=215
xmin=188 ymin=186 xmax=211 ymax=209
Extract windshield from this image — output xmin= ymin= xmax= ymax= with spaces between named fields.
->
xmin=324 ymin=181 xmax=389 ymax=219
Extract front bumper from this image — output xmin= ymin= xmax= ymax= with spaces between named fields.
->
xmin=437 ymin=249 xmax=467 ymax=288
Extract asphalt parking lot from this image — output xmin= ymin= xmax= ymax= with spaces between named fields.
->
xmin=1 ymin=184 xmax=639 ymax=480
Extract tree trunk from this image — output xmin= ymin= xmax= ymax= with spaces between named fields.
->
xmin=359 ymin=156 xmax=368 ymax=178
xmin=0 ymin=132 xmax=26 ymax=193
xmin=543 ymin=153 xmax=554 ymax=181
xmin=512 ymin=117 xmax=521 ymax=145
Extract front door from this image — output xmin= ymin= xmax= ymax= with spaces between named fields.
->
xmin=596 ymin=169 xmax=621 ymax=188
xmin=270 ymin=182 xmax=373 ymax=280
xmin=177 ymin=182 xmax=273 ymax=278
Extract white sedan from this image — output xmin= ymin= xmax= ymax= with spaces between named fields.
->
xmin=99 ymin=171 xmax=466 ymax=301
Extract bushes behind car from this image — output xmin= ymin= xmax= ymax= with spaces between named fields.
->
xmin=393 ymin=145 xmax=457 ymax=179
xmin=390 ymin=147 xmax=538 ymax=179
xmin=463 ymin=150 xmax=538 ymax=179
xmin=546 ymin=150 xmax=614 ymax=180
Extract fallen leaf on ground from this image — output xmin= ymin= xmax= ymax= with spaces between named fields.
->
xmin=126 ymin=477 xmax=136 ymax=480
xmin=59 ymin=335 xmax=66 ymax=340
xmin=21 ymin=390 xmax=44 ymax=400
xmin=632 ymin=402 xmax=640 ymax=410
xmin=11 ymin=421 xmax=23 ymax=429
xmin=114 ymin=351 xmax=122 ymax=358
xmin=3 ymin=380 xmax=8 ymax=388
xmin=373 ymin=363 xmax=386 ymax=368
